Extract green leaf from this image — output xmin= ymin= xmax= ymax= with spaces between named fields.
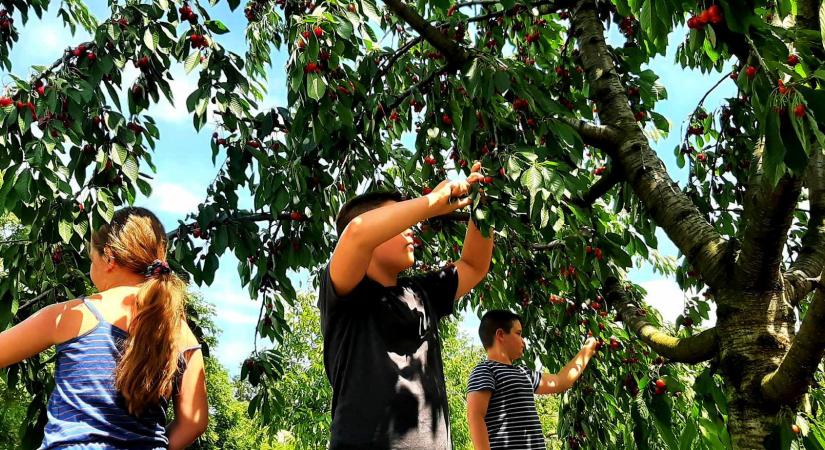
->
xmin=307 ymin=73 xmax=326 ymax=101
xmin=205 ymin=20 xmax=230 ymax=34
xmin=648 ymin=395 xmax=679 ymax=449
xmin=123 ymin=156 xmax=139 ymax=181
xmin=58 ymin=219 xmax=73 ymax=244
xmin=143 ymin=28 xmax=158 ymax=51
xmin=493 ymin=71 xmax=510 ymax=93
xmin=184 ymin=51 xmax=200 ymax=74
xmin=520 ymin=167 xmax=542 ymax=195
xmin=763 ymin=108 xmax=785 ymax=187
xmin=111 ymin=143 xmax=128 ymax=166
xmin=820 ymin=3 xmax=825 ymax=52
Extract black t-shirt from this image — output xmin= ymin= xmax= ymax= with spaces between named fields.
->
xmin=318 ymin=263 xmax=460 ymax=449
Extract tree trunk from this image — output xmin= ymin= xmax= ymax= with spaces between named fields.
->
xmin=716 ymin=289 xmax=796 ymax=449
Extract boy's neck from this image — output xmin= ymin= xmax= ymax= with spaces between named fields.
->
xmin=366 ymin=265 xmax=400 ymax=287
xmin=486 ymin=349 xmax=513 ymax=365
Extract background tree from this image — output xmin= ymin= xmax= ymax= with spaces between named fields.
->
xmin=4 ymin=0 xmax=825 ymax=449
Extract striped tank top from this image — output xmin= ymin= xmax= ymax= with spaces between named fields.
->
xmin=40 ymin=298 xmax=196 ymax=449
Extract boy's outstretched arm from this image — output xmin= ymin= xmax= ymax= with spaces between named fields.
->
xmin=467 ymin=391 xmax=492 ymax=450
xmin=535 ymin=338 xmax=600 ymax=395
xmin=454 ymin=218 xmax=494 ymax=300
xmin=330 ymin=173 xmax=483 ymax=296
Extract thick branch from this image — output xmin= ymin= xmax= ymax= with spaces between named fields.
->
xmin=785 ymin=149 xmax=825 ymax=305
xmin=736 ymin=157 xmax=802 ymax=290
xmin=761 ymin=276 xmax=825 ymax=405
xmin=604 ymin=278 xmax=719 ymax=363
xmin=573 ymin=2 xmax=731 ymax=290
xmin=572 ymin=167 xmax=621 ymax=207
xmin=383 ymin=0 xmax=470 ymax=68
xmin=557 ymin=117 xmax=622 ymax=149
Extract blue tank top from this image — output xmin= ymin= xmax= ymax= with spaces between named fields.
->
xmin=40 ymin=298 xmax=197 ymax=449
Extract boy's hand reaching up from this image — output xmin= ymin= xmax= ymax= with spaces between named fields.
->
xmin=427 ymin=162 xmax=484 ymax=216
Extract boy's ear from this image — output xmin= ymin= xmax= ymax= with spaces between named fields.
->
xmin=495 ymin=328 xmax=505 ymax=341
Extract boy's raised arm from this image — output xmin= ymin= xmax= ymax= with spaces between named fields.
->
xmin=535 ymin=338 xmax=599 ymax=395
xmin=454 ymin=218 xmax=494 ymax=300
xmin=330 ymin=174 xmax=482 ymax=296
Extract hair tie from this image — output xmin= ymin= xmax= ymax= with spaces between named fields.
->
xmin=144 ymin=259 xmax=171 ymax=278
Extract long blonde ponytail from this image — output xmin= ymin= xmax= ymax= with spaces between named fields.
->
xmin=91 ymin=207 xmax=187 ymax=416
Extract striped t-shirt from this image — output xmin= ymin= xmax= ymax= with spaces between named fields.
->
xmin=467 ymin=360 xmax=545 ymax=449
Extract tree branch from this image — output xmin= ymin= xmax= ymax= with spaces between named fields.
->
xmin=464 ymin=0 xmax=562 ymax=23
xmin=557 ymin=117 xmax=622 ymax=149
xmin=572 ymin=2 xmax=731 ymax=291
xmin=603 ymin=278 xmax=719 ymax=363
xmin=383 ymin=0 xmax=470 ymax=68
xmin=735 ymin=155 xmax=802 ymax=290
xmin=761 ymin=274 xmax=825 ymax=405
xmin=572 ymin=166 xmax=622 ymax=207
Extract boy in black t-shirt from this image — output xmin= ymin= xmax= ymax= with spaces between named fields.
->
xmin=467 ymin=310 xmax=599 ymax=450
xmin=318 ymin=165 xmax=494 ymax=449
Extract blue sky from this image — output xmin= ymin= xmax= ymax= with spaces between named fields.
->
xmin=5 ymin=6 xmax=735 ymax=375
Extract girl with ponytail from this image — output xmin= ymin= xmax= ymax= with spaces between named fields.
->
xmin=0 ymin=207 xmax=208 ymax=449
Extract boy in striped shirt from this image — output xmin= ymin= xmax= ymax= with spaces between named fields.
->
xmin=467 ymin=310 xmax=599 ymax=449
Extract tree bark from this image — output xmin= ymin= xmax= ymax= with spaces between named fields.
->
xmin=604 ymin=278 xmax=718 ymax=363
xmin=762 ymin=274 xmax=825 ymax=405
xmin=715 ymin=289 xmax=796 ymax=449
xmin=785 ymin=149 xmax=825 ymax=305
xmin=571 ymin=2 xmax=732 ymax=292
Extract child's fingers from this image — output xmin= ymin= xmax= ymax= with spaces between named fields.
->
xmin=453 ymin=196 xmax=473 ymax=209
xmin=467 ymin=173 xmax=484 ymax=184
xmin=470 ymin=161 xmax=482 ymax=173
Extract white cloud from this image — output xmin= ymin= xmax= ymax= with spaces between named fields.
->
xmin=22 ymin=21 xmax=76 ymax=55
xmin=219 ymin=309 xmax=260 ymax=325
xmin=640 ymin=278 xmax=717 ymax=327
xmin=148 ymin=182 xmax=201 ymax=214
xmin=214 ymin=340 xmax=253 ymax=372
xmin=150 ymin=67 xmax=199 ymax=122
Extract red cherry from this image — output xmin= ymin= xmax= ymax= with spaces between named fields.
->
xmin=794 ymin=104 xmax=806 ymax=118
xmin=0 ymin=97 xmax=11 ymax=108
xmin=499 ymin=167 xmax=506 ymax=177
xmin=745 ymin=65 xmax=757 ymax=78
xmin=787 ymin=54 xmax=800 ymax=66
xmin=687 ymin=16 xmax=701 ymax=29
xmin=483 ymin=176 xmax=493 ymax=184
xmin=313 ymin=26 xmax=323 ymax=37
xmin=707 ymin=5 xmax=723 ymax=24
xmin=792 ymin=424 xmax=801 ymax=434
xmin=655 ymin=379 xmax=666 ymax=389
xmin=594 ymin=247 xmax=603 ymax=260
xmin=304 ymin=62 xmax=319 ymax=73
xmin=290 ymin=211 xmax=303 ymax=220
xmin=441 ymin=114 xmax=452 ymax=126
xmin=347 ymin=3 xmax=357 ymax=12
xmin=422 ymin=186 xmax=432 ymax=195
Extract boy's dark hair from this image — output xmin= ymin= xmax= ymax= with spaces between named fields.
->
xmin=336 ymin=191 xmax=404 ymax=236
xmin=478 ymin=310 xmax=522 ymax=349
